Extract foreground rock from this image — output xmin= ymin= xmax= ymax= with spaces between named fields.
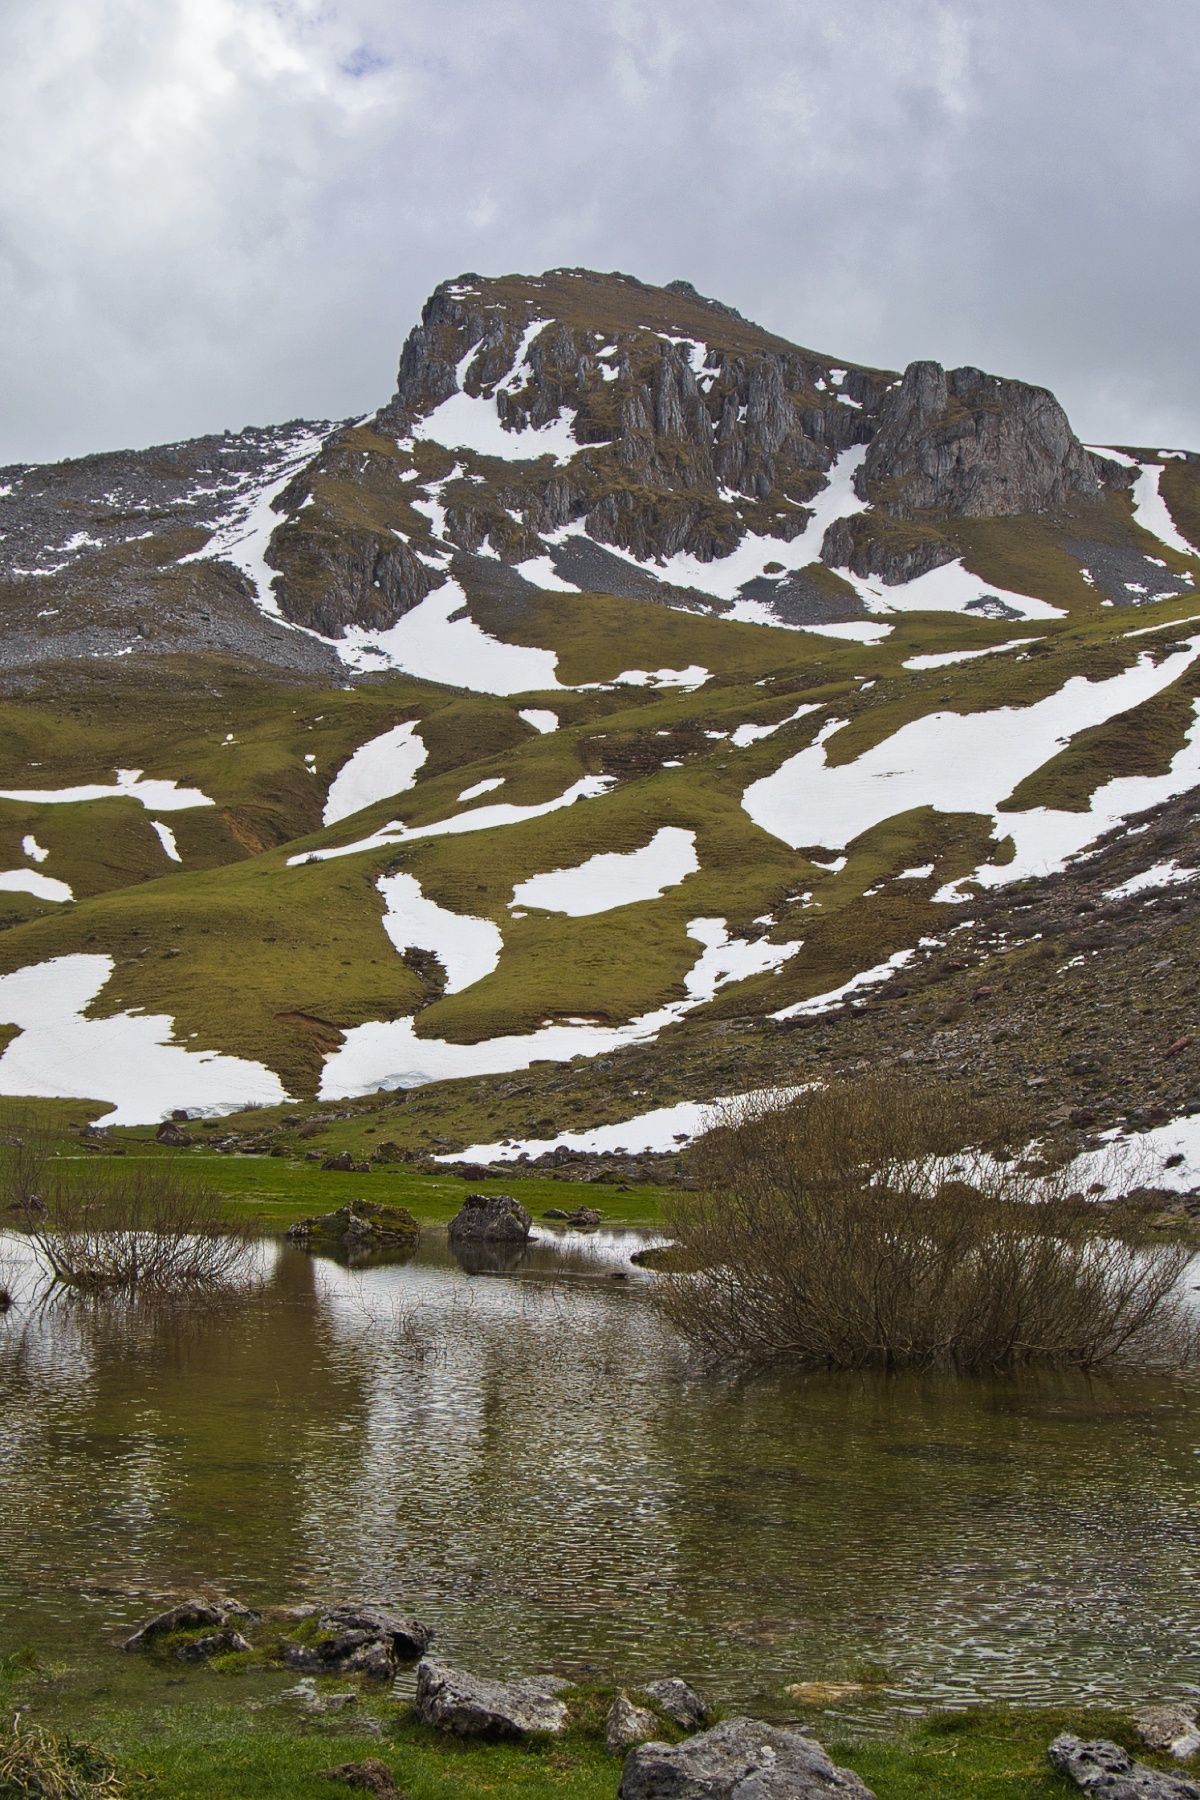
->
xmin=1135 ymin=1708 xmax=1200 ymax=1760
xmin=446 ymin=1195 xmax=531 ymax=1243
xmin=319 ymin=1759 xmax=403 ymax=1797
xmin=414 ymin=1658 xmax=570 ymax=1736
xmin=606 ymin=1692 xmax=660 ymax=1754
xmin=644 ymin=1678 xmax=710 ymax=1730
xmin=619 ymin=1718 xmax=874 ymax=1800
xmin=285 ymin=1605 xmax=433 ymax=1677
xmin=122 ymin=1598 xmax=253 ymax=1652
xmin=287 ymin=1203 xmax=420 ymax=1254
xmin=1049 ymin=1734 xmax=1200 ymax=1799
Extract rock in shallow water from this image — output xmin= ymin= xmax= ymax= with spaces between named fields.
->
xmin=414 ymin=1658 xmax=570 ymax=1736
xmin=1049 ymin=1734 xmax=1200 ymax=1799
xmin=618 ymin=1717 xmax=874 ymax=1800
xmin=446 ymin=1194 xmax=531 ymax=1243
xmin=175 ymin=1629 xmax=252 ymax=1661
xmin=122 ymin=1598 xmax=249 ymax=1652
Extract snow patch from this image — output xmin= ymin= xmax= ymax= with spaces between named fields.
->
xmin=0 ymin=955 xmax=288 ymax=1124
xmin=902 ymin=638 xmax=1039 ymax=670
xmin=1130 ymin=462 xmax=1196 ymax=556
xmin=0 ymin=870 xmax=72 ymax=902
xmin=458 ymin=777 xmax=505 ymax=802
xmin=410 ymin=390 xmax=578 ymax=465
xmin=291 ymin=774 xmax=615 ymax=866
xmin=0 ymin=768 xmax=214 ymax=812
xmin=150 ymin=821 xmax=181 ymax=863
xmin=336 ymin=578 xmax=564 ymax=695
xmin=377 ymin=872 xmax=502 ymax=993
xmin=179 ymin=425 xmax=330 ymax=612
xmin=1104 ymin=859 xmax=1200 ymax=899
xmin=843 ymin=560 xmax=1066 ymax=622
xmin=518 ymin=708 xmax=558 ymax=734
xmin=21 ymin=835 xmax=47 ymax=863
xmin=510 ymin=827 xmax=699 ymax=916
xmin=730 ymin=703 xmax=822 ymax=748
xmin=322 ymin=720 xmax=428 ymax=826
xmin=320 ymin=918 xmax=802 ymax=1099
xmin=772 ymin=948 xmax=916 ymax=1018
xmin=438 ymin=1089 xmax=792 ymax=1165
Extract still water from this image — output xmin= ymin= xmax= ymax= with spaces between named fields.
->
xmin=2 ymin=1225 xmax=1199 ymax=1719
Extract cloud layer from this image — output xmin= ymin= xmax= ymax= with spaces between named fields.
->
xmin=2 ymin=0 xmax=1198 ymax=463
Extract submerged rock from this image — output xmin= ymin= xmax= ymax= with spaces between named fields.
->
xmin=1135 ymin=1707 xmax=1200 ymax=1760
xmin=280 ymin=1678 xmax=358 ymax=1715
xmin=1049 ymin=1734 xmax=1200 ymax=1798
xmin=619 ymin=1718 xmax=874 ymax=1800
xmin=446 ymin=1194 xmax=531 ymax=1243
xmin=606 ymin=1691 xmax=659 ymax=1755
xmin=644 ymin=1677 xmax=710 ymax=1730
xmin=175 ymin=1629 xmax=252 ymax=1661
xmin=414 ymin=1657 xmax=570 ymax=1736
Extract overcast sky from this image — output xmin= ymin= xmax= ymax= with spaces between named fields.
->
xmin=2 ymin=0 xmax=1199 ymax=465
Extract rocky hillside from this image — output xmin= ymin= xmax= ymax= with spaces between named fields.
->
xmin=0 ymin=266 xmax=1197 ymax=1191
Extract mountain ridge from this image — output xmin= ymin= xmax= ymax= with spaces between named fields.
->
xmin=0 ymin=268 xmax=1195 ymax=1194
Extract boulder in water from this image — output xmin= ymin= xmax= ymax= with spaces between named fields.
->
xmin=446 ymin=1194 xmax=531 ymax=1243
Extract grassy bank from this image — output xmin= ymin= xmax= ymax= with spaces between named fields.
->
xmin=0 ymin=1649 xmax=1167 ymax=1800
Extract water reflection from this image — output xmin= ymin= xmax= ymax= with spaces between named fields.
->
xmin=1 ymin=1226 xmax=1200 ymax=1716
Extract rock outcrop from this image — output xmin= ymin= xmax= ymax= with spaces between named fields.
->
xmin=853 ymin=361 xmax=1126 ymax=520
xmin=643 ymin=1677 xmax=710 ymax=1730
xmin=606 ymin=1692 xmax=660 ymax=1755
xmin=284 ymin=1604 xmax=433 ymax=1677
xmin=1049 ymin=1733 xmax=1200 ymax=1799
xmin=413 ymin=1658 xmax=570 ymax=1736
xmin=618 ymin=1718 xmax=875 ymax=1800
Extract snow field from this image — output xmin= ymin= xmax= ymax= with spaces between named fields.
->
xmin=742 ymin=641 xmax=1200 ymax=889
xmin=319 ymin=917 xmax=802 ymax=1100
xmin=509 ymin=826 xmax=699 ymax=916
xmin=179 ymin=425 xmax=332 ymax=611
xmin=322 ymin=720 xmax=428 ymax=826
xmin=1103 ymin=860 xmax=1200 ymax=900
xmin=902 ymin=639 xmax=1039 ymax=671
xmin=772 ymin=948 xmax=916 ymax=1019
xmin=150 ymin=822 xmax=181 ymax=863
xmin=518 ymin=709 xmax=558 ymax=733
xmin=844 ymin=560 xmax=1065 ymax=622
xmin=21 ymin=835 xmax=47 ymax=862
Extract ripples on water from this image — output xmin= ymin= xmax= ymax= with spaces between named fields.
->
xmin=2 ymin=1223 xmax=1200 ymax=1720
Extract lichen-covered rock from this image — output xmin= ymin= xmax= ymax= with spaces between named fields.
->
xmin=644 ymin=1677 xmax=710 ymax=1730
xmin=1135 ymin=1706 xmax=1200 ymax=1759
xmin=446 ymin=1194 xmax=531 ymax=1243
xmin=606 ymin=1692 xmax=660 ymax=1755
xmin=618 ymin=1717 xmax=874 ymax=1800
xmin=414 ymin=1658 xmax=570 ymax=1736
xmin=1049 ymin=1733 xmax=1200 ymax=1799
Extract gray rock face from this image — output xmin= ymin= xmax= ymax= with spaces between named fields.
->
xmin=447 ymin=1193 xmax=532 ymax=1243
xmin=606 ymin=1692 xmax=660 ymax=1755
xmin=855 ymin=360 xmax=1122 ymax=520
xmin=414 ymin=1658 xmax=570 ymax=1736
xmin=644 ymin=1677 xmax=710 ymax=1730
xmin=1049 ymin=1733 xmax=1200 ymax=1799
xmin=619 ymin=1717 xmax=874 ymax=1800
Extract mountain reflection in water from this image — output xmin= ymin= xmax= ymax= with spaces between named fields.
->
xmin=1 ymin=1226 xmax=1199 ymax=1718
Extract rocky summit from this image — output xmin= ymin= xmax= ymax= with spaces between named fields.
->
xmin=0 ymin=266 xmax=1197 ymax=1183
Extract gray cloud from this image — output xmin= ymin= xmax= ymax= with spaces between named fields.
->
xmin=1 ymin=0 xmax=1198 ymax=464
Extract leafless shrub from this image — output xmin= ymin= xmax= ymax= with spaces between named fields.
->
xmin=7 ymin=1144 xmax=254 ymax=1295
xmin=659 ymin=1077 xmax=1196 ymax=1375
